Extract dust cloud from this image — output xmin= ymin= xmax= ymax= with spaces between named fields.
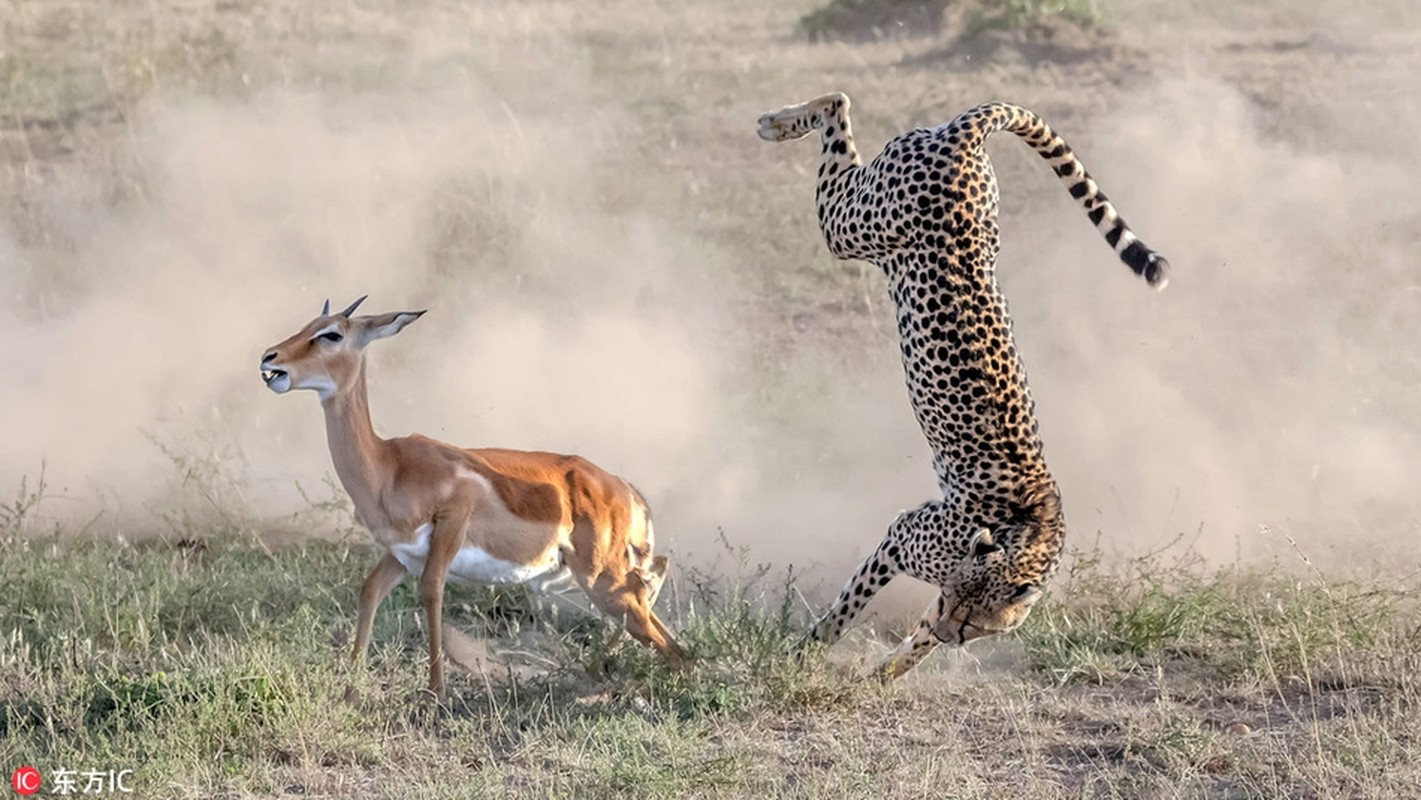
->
xmin=1 ymin=2 xmax=1418 ymax=620
xmin=998 ymin=66 xmax=1421 ymax=573
xmin=0 ymin=12 xmax=931 ymax=605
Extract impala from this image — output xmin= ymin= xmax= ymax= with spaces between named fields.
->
xmin=260 ymin=296 xmax=689 ymax=697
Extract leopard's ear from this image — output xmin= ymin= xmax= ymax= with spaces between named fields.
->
xmin=969 ymin=529 xmax=1000 ymax=559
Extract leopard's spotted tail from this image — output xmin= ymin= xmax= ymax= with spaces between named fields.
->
xmin=958 ymin=102 xmax=1170 ymax=288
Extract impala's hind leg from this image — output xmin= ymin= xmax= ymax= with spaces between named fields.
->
xmin=585 ymin=575 xmax=690 ymax=666
xmin=567 ymin=518 xmax=689 ymax=666
xmin=594 ymin=554 xmax=671 ymax=658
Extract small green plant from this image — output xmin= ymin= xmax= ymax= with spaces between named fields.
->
xmin=142 ymin=428 xmax=252 ymax=534
xmin=0 ymin=468 xmax=49 ymax=538
xmin=799 ymin=0 xmax=1102 ymax=44
xmin=800 ymin=0 xmax=951 ymax=43
xmin=1002 ymin=0 xmax=1101 ymax=27
xmin=292 ymin=474 xmax=363 ymax=542
xmin=1145 ymin=716 xmax=1224 ymax=773
xmin=963 ymin=0 xmax=1103 ymax=38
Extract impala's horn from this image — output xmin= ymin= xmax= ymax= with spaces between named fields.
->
xmin=340 ymin=295 xmax=368 ymax=318
xmin=321 ymin=299 xmax=330 ymax=316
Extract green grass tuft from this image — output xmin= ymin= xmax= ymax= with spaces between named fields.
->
xmin=1019 ymin=545 xmax=1419 ymax=690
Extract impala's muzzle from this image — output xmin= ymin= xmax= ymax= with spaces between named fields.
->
xmin=260 ymin=351 xmax=291 ymax=393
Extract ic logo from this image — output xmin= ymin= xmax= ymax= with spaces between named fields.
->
xmin=10 ymin=766 xmax=41 ymax=797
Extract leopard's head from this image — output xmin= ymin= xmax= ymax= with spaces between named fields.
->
xmin=935 ymin=490 xmax=1064 ymax=645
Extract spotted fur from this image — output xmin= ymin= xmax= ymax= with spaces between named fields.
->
xmin=759 ymin=93 xmax=1168 ymax=678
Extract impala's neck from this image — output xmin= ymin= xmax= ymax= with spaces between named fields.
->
xmin=320 ymin=363 xmax=388 ymax=520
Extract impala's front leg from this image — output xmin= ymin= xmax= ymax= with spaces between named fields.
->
xmin=419 ymin=507 xmax=471 ymax=699
xmin=344 ymin=553 xmax=409 ymax=703
xmin=352 ymin=553 xmax=408 ymax=663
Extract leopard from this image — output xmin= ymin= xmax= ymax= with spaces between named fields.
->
xmin=758 ymin=92 xmax=1169 ymax=678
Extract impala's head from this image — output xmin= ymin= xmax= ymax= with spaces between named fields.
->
xmin=934 ymin=492 xmax=1064 ymax=646
xmin=260 ymin=296 xmax=426 ymax=400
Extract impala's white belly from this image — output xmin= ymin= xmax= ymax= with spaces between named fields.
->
xmin=390 ymin=523 xmax=566 ymax=588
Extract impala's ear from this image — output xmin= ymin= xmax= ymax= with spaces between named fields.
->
xmin=353 ymin=310 xmax=426 ymax=346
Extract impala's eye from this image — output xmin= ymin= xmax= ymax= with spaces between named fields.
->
xmin=318 ymin=331 xmax=343 ymax=344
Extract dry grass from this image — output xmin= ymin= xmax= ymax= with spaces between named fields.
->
xmin=2 ymin=473 xmax=1418 ymax=798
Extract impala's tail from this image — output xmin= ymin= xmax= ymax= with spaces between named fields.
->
xmin=957 ymin=102 xmax=1170 ymax=289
